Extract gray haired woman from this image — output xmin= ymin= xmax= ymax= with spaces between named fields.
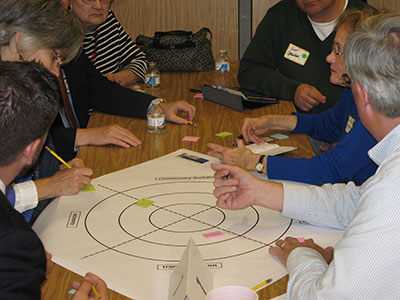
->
xmin=0 ymin=0 xmax=83 ymax=75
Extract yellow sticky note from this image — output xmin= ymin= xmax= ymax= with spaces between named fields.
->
xmin=136 ymin=197 xmax=154 ymax=208
xmin=216 ymin=131 xmax=233 ymax=138
xmin=82 ymin=184 xmax=96 ymax=192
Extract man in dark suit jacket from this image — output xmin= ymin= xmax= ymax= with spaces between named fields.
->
xmin=0 ymin=61 xmax=108 ymax=300
xmin=0 ymin=61 xmax=59 ymax=299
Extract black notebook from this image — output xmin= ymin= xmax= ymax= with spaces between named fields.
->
xmin=200 ymin=85 xmax=279 ymax=111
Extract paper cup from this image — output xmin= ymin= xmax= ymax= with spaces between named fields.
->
xmin=206 ymin=286 xmax=258 ymax=300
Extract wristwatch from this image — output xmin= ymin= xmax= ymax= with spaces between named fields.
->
xmin=255 ymin=155 xmax=266 ymax=174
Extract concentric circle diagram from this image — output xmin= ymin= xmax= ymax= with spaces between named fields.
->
xmin=83 ymin=181 xmax=292 ymax=262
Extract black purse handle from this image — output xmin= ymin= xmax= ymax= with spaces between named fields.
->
xmin=154 ymin=30 xmax=193 ymax=38
xmin=151 ymin=30 xmax=194 ymax=50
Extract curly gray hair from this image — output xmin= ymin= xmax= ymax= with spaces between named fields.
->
xmin=0 ymin=0 xmax=83 ymax=63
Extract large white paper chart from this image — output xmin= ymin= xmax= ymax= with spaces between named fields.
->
xmin=33 ymin=149 xmax=343 ymax=300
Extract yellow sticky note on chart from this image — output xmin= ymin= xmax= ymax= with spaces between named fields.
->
xmin=82 ymin=184 xmax=96 ymax=192
xmin=216 ymin=131 xmax=233 ymax=138
xmin=136 ymin=197 xmax=154 ymax=208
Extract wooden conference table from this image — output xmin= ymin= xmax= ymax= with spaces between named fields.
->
xmin=40 ymin=63 xmax=314 ymax=300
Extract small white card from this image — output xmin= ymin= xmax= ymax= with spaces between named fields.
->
xmin=246 ymin=143 xmax=297 ymax=156
xmin=284 ymin=43 xmax=310 ymax=66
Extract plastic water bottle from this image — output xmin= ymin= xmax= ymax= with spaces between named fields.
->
xmin=145 ymin=62 xmax=160 ymax=89
xmin=147 ymin=98 xmax=165 ymax=133
xmin=215 ymin=49 xmax=230 ymax=72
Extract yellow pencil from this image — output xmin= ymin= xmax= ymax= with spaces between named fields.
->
xmin=91 ymin=285 xmax=101 ymax=299
xmin=252 ymin=278 xmax=272 ymax=291
xmin=45 ymin=146 xmax=71 ymax=168
xmin=45 ymin=146 xmax=95 ymax=192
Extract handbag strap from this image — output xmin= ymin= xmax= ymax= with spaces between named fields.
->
xmin=151 ymin=30 xmax=195 ymax=50
xmin=154 ymin=30 xmax=193 ymax=38
xmin=195 ymin=27 xmax=212 ymax=41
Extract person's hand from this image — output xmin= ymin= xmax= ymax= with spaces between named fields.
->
xmin=212 ymin=163 xmax=283 ymax=211
xmin=70 ymin=272 xmax=109 ymax=300
xmin=35 ymin=165 xmax=93 ymax=200
xmin=269 ymin=237 xmax=334 ymax=268
xmin=319 ymin=141 xmax=337 ymax=153
xmin=294 ymin=84 xmax=326 ymax=112
xmin=207 ymin=139 xmax=259 ymax=171
xmin=59 ymin=158 xmax=85 ymax=170
xmin=242 ymin=116 xmax=271 ymax=144
xmin=105 ymin=70 xmax=139 ymax=87
xmin=45 ymin=252 xmax=53 ymax=280
xmin=160 ymin=100 xmax=196 ymax=124
xmin=76 ymin=125 xmax=141 ymax=148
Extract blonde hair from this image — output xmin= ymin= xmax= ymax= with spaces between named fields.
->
xmin=0 ymin=0 xmax=83 ymax=63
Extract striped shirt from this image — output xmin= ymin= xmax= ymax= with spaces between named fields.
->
xmin=281 ymin=123 xmax=400 ymax=299
xmin=83 ymin=10 xmax=148 ymax=82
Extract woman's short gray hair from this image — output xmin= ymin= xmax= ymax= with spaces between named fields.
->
xmin=0 ymin=0 xmax=83 ymax=63
xmin=344 ymin=13 xmax=400 ymax=118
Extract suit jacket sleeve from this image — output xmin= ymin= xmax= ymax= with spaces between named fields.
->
xmin=0 ymin=231 xmax=45 ymax=300
xmin=51 ymin=52 xmax=155 ymax=160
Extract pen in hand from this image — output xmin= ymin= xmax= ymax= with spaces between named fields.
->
xmin=231 ymin=134 xmax=253 ymax=146
xmin=45 ymin=146 xmax=72 ymax=168
xmin=92 ymin=285 xmax=101 ymax=299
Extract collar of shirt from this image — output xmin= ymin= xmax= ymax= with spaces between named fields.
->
xmin=307 ymin=0 xmax=348 ymax=41
xmin=0 ymin=179 xmax=5 ymax=194
xmin=368 ymin=123 xmax=400 ymax=166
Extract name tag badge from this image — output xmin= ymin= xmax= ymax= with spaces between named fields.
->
xmin=345 ymin=115 xmax=356 ymax=133
xmin=284 ymin=43 xmax=310 ymax=66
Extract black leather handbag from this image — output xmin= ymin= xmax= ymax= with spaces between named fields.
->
xmin=136 ymin=28 xmax=215 ymax=73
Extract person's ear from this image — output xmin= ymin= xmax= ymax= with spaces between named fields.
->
xmin=9 ymin=32 xmax=23 ymax=55
xmin=60 ymin=0 xmax=70 ymax=10
xmin=354 ymin=81 xmax=372 ymax=113
xmin=22 ymin=138 xmax=42 ymax=166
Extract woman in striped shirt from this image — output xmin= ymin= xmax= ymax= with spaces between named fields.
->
xmin=62 ymin=0 xmax=147 ymax=86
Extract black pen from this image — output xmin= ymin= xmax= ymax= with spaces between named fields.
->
xmin=222 ymin=173 xmax=231 ymax=181
xmin=231 ymin=134 xmax=253 ymax=146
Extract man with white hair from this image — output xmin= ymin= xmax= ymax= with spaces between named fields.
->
xmin=213 ymin=12 xmax=400 ymax=299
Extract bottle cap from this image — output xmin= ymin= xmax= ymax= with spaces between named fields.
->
xmin=152 ymin=98 xmax=165 ymax=105
xmin=219 ymin=49 xmax=227 ymax=53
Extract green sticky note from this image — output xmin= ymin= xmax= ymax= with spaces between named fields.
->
xmin=82 ymin=184 xmax=96 ymax=192
xmin=136 ymin=197 xmax=154 ymax=208
xmin=216 ymin=131 xmax=233 ymax=138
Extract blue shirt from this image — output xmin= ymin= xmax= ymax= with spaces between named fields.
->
xmin=267 ymin=89 xmax=377 ymax=185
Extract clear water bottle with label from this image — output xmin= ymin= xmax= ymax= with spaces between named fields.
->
xmin=147 ymin=98 xmax=165 ymax=133
xmin=145 ymin=62 xmax=160 ymax=89
xmin=215 ymin=49 xmax=230 ymax=72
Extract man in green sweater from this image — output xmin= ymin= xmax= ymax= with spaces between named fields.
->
xmin=238 ymin=0 xmax=368 ymax=114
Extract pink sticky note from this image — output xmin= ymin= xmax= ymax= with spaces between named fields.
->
xmin=297 ymin=237 xmax=305 ymax=243
xmin=203 ymin=231 xmax=224 ymax=240
xmin=194 ymin=93 xmax=204 ymax=99
xmin=183 ymin=136 xmax=200 ymax=142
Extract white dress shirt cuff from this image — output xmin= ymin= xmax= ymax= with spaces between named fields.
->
xmin=281 ymin=182 xmax=310 ymax=220
xmin=12 ymin=180 xmax=38 ymax=213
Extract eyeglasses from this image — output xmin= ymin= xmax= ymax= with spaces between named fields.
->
xmin=81 ymin=0 xmax=110 ymax=5
xmin=332 ymin=44 xmax=343 ymax=57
